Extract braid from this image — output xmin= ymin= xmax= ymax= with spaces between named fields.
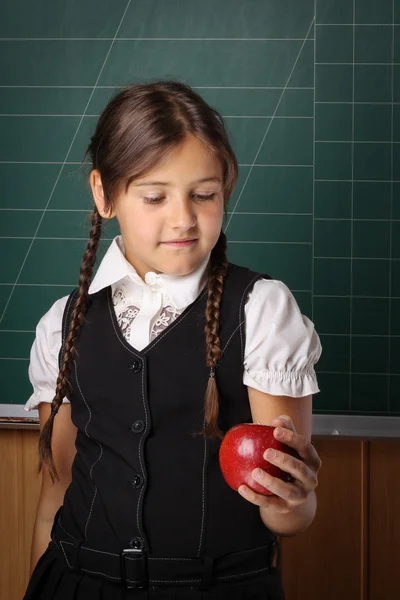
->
xmin=203 ymin=231 xmax=229 ymax=439
xmin=37 ymin=207 xmax=103 ymax=482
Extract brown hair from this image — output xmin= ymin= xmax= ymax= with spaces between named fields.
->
xmin=38 ymin=80 xmax=238 ymax=482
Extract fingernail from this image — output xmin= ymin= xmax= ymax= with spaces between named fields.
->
xmin=266 ymin=448 xmax=276 ymax=459
xmin=275 ymin=428 xmax=284 ymax=438
xmin=238 ymin=485 xmax=247 ymax=495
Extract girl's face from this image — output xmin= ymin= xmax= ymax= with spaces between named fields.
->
xmin=91 ymin=135 xmax=225 ymax=279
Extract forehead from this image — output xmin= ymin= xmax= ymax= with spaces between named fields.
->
xmin=134 ymin=136 xmax=222 ymax=185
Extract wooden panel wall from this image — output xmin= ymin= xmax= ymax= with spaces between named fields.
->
xmin=1 ymin=430 xmax=399 ymax=600
xmin=280 ymin=439 xmax=364 ymax=600
xmin=0 ymin=430 xmax=41 ymax=600
xmin=369 ymin=442 xmax=400 ymax=599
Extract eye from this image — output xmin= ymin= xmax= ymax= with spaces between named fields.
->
xmin=143 ymin=193 xmax=216 ymax=204
xmin=143 ymin=196 xmax=164 ymax=204
xmin=193 ymin=193 xmax=216 ymax=201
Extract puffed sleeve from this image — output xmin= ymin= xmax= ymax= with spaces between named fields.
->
xmin=24 ymin=295 xmax=70 ymax=411
xmin=243 ymin=279 xmax=322 ymax=397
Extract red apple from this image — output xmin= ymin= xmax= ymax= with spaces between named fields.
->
xmin=219 ymin=423 xmax=302 ymax=496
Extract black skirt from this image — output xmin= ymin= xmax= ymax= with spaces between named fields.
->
xmin=23 ymin=541 xmax=285 ymax=600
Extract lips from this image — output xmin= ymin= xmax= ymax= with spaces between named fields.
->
xmin=161 ymin=238 xmax=198 ymax=246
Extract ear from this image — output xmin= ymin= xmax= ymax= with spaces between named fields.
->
xmin=89 ymin=169 xmax=116 ymax=219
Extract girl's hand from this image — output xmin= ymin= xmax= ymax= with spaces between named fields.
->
xmin=238 ymin=415 xmax=322 ymax=514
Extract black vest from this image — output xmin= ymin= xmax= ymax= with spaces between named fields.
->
xmin=59 ymin=263 xmax=276 ymax=560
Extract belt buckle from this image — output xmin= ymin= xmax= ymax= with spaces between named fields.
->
xmin=120 ymin=548 xmax=147 ymax=589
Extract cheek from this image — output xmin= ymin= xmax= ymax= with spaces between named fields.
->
xmin=127 ymin=222 xmax=160 ymax=244
xmin=200 ymin=197 xmax=224 ymax=221
xmin=118 ymin=206 xmax=160 ymax=242
xmin=203 ymin=203 xmax=224 ymax=235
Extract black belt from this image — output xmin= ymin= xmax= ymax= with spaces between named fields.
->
xmin=51 ymin=512 xmax=277 ymax=590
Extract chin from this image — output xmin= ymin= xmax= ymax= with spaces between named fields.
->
xmin=163 ymin=257 xmax=203 ymax=277
xmin=166 ymin=265 xmax=196 ymax=277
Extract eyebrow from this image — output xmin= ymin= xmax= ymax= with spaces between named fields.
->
xmin=131 ymin=177 xmax=222 ymax=187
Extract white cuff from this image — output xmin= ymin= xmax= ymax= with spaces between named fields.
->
xmin=24 ymin=390 xmax=70 ymax=411
xmin=244 ymin=368 xmax=320 ymax=398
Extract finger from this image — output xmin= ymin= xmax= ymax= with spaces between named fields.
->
xmin=251 ymin=468 xmax=306 ymax=504
xmin=271 ymin=414 xmax=296 ymax=432
xmin=263 ymin=448 xmax=317 ymax=492
xmin=237 ymin=484 xmax=291 ymax=512
xmin=273 ymin=427 xmax=322 ymax=472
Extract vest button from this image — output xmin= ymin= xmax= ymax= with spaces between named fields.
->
xmin=130 ymin=536 xmax=143 ymax=549
xmin=131 ymin=474 xmax=143 ymax=489
xmin=128 ymin=360 xmax=142 ymax=374
xmin=131 ymin=420 xmax=145 ymax=434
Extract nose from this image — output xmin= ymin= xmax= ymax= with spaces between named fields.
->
xmin=168 ymin=197 xmax=197 ymax=231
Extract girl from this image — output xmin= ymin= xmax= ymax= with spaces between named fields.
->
xmin=23 ymin=80 xmax=322 ymax=600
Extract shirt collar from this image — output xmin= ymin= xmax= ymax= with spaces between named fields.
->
xmin=89 ymin=235 xmax=210 ymax=309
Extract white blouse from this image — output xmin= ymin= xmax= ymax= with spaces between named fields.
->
xmin=24 ymin=236 xmax=322 ymax=411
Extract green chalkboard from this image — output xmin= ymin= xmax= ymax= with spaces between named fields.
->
xmin=0 ymin=0 xmax=399 ymax=416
